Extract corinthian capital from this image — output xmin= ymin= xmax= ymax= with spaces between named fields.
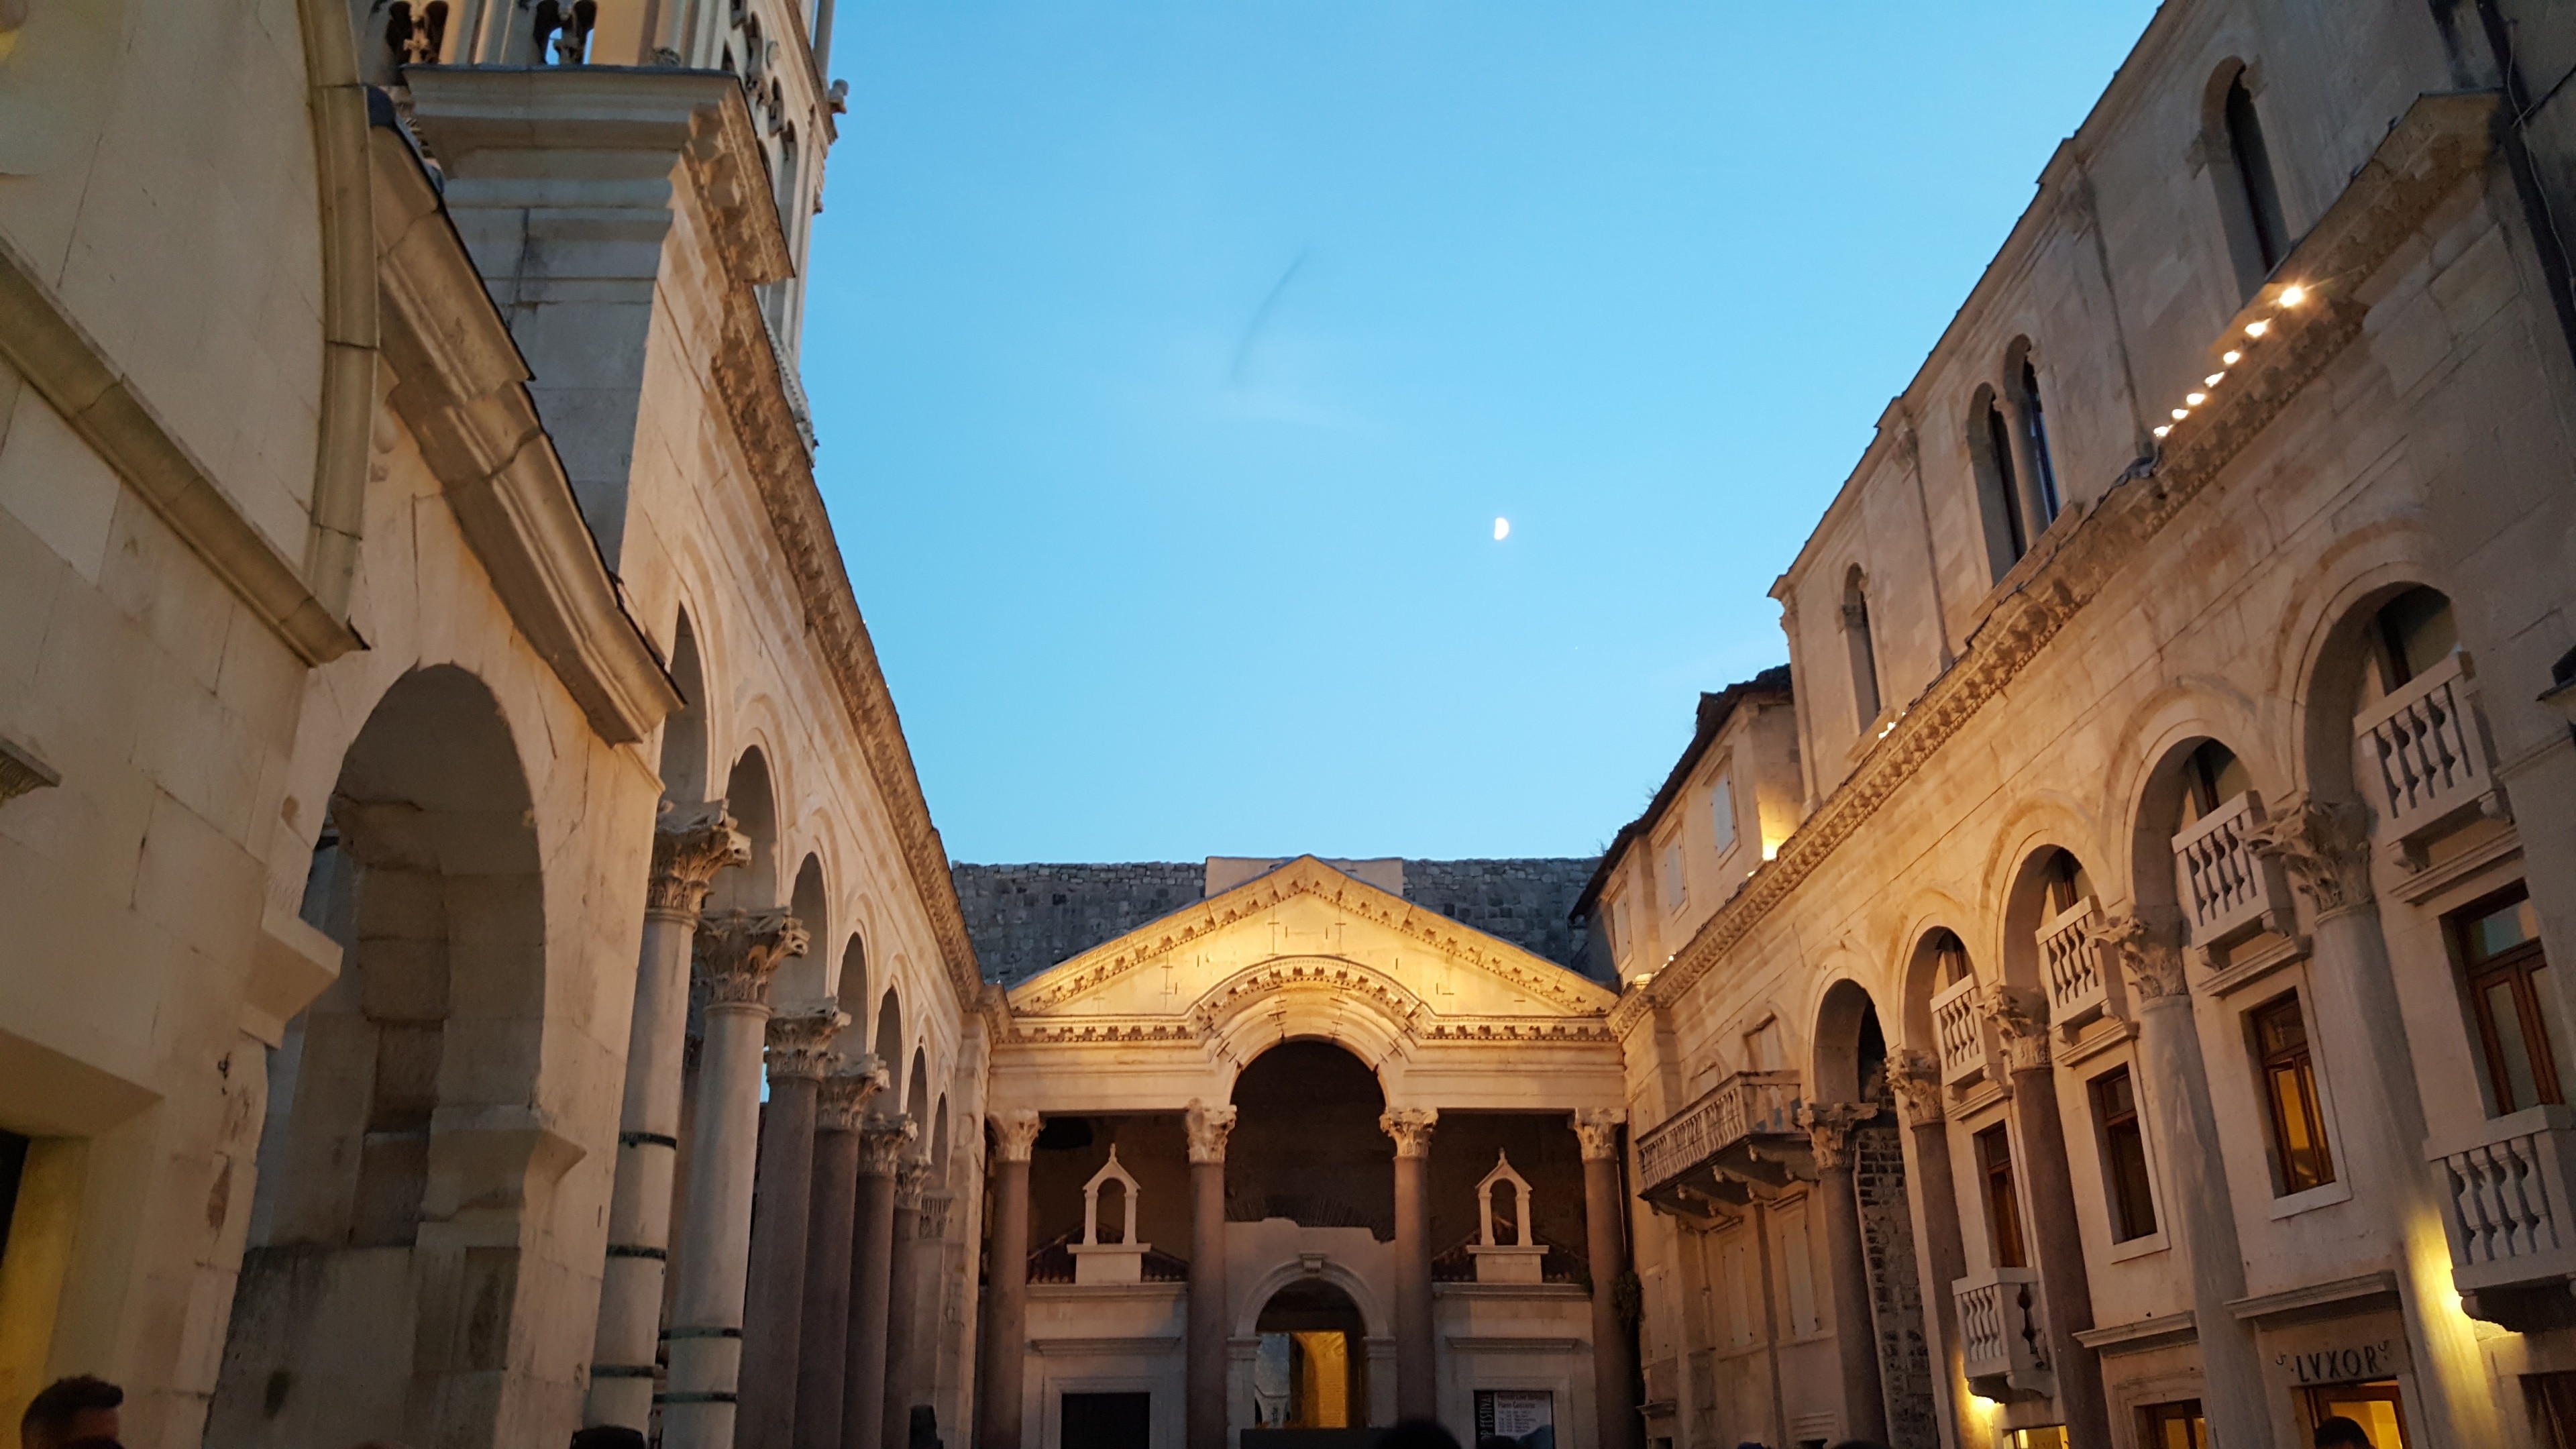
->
xmin=765 ymin=1003 xmax=849 ymax=1081
xmin=1890 ymin=1051 xmax=1944 ymax=1128
xmin=1570 ymin=1108 xmax=1625 ymax=1162
xmin=647 ymin=800 xmax=751 ymax=918
xmin=991 ymin=1109 xmax=1044 ymax=1164
xmin=818 ymin=1055 xmax=890 ymax=1131
xmin=2251 ymin=794 xmax=2373 ymax=917
xmin=859 ymin=1114 xmax=918 ymax=1177
xmin=895 ymin=1155 xmax=931 ymax=1209
xmin=1379 ymin=1107 xmax=1438 ymax=1159
xmin=918 ymin=1189 xmax=957 ymax=1240
xmin=1184 ymin=1100 xmax=1238 ymax=1165
xmin=1797 ymin=1102 xmax=1879 ymax=1172
xmin=692 ymin=907 xmax=807 ymax=1007
xmin=1979 ymin=983 xmax=2052 ymax=1073
xmin=2091 ymin=912 xmax=2188 ymax=1001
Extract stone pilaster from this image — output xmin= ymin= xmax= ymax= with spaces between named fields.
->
xmin=738 ymin=1004 xmax=847 ymax=1449
xmin=1800 ymin=1102 xmax=1889 ymax=1445
xmin=977 ymin=1111 xmax=1043 ymax=1449
xmin=1184 ymin=1100 xmax=1237 ymax=1449
xmin=587 ymin=802 xmax=749 ymax=1432
xmin=664 ymin=907 xmax=808 ymax=1449
xmin=1380 ymin=1107 xmax=1438 ymax=1424
xmin=1571 ymin=1109 xmax=1642 ymax=1449
xmin=795 ymin=1059 xmax=888 ymax=1449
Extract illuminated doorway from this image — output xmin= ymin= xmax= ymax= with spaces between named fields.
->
xmin=1251 ymin=1279 xmax=1368 ymax=1430
xmin=2300 ymin=1380 xmax=2412 ymax=1448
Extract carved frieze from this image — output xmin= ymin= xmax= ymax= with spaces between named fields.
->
xmin=764 ymin=1003 xmax=847 ymax=1081
xmin=2092 ymin=912 xmax=2188 ymax=1000
xmin=990 ymin=1109 xmax=1043 ymax=1164
xmin=818 ymin=1056 xmax=890 ymax=1131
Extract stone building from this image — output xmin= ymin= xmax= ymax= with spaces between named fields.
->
xmin=5 ymin=2 xmax=2575 ymax=1449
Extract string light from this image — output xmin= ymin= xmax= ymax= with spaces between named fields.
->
xmin=2245 ymin=319 xmax=2269 ymax=338
xmin=2154 ymin=282 xmax=2298 ymax=449
xmin=2204 ymin=372 xmax=2225 ymax=386
xmin=2222 ymin=350 xmax=2241 ymax=364
xmin=2153 ymin=425 xmax=2171 ymax=437
xmin=2280 ymin=284 xmax=2308 ymax=305
xmin=2172 ymin=407 xmax=2190 ymax=420
xmin=2186 ymin=392 xmax=2206 ymax=406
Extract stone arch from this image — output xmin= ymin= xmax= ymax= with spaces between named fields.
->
xmin=833 ymin=930 xmax=871 ymax=1054
xmin=1227 ymin=1040 xmax=1395 ymax=1238
xmin=1966 ymin=380 xmax=2028 ymax=580
xmin=906 ymin=1047 xmax=930 ymax=1124
xmin=1811 ymin=977 xmax=1888 ymax=1104
xmin=2000 ymin=841 xmax=2102 ymax=994
xmin=930 ymin=1094 xmax=951 ymax=1173
xmin=710 ymin=747 xmax=778 ymax=912
xmin=873 ymin=985 xmax=904 ymax=1079
xmin=2281 ymin=553 xmax=2461 ymax=810
xmin=212 ymin=665 xmax=564 ymax=1449
xmin=1200 ymin=957 xmax=1425 ymax=1096
xmin=2106 ymin=692 xmax=2281 ymax=940
xmin=659 ymin=606 xmax=711 ymax=802
xmin=1234 ymin=1254 xmax=1392 ymax=1340
xmin=777 ymin=852 xmax=830 ymax=1002
xmin=1895 ymin=905 xmax=1979 ymax=1061
xmin=1972 ymin=794 xmax=2104 ymax=973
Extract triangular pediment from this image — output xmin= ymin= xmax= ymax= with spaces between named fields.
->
xmin=1005 ymin=855 xmax=1617 ymax=1026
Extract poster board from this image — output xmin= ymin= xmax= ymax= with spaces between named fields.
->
xmin=1472 ymin=1389 xmax=1555 ymax=1448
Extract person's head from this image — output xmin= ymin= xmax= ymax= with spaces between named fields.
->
xmin=570 ymin=1430 xmax=647 ymax=1449
xmin=1373 ymin=1421 xmax=1462 ymax=1449
xmin=2315 ymin=1418 xmax=2373 ymax=1448
xmin=19 ymin=1377 xmax=121 ymax=1449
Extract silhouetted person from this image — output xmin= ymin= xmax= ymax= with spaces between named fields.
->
xmin=529 ymin=0 xmax=561 ymax=62
xmin=553 ymin=0 xmax=595 ymax=64
xmin=1374 ymin=1422 xmax=1461 ymax=1449
xmin=19 ymin=1377 xmax=120 ymax=1449
xmin=2316 ymin=1418 xmax=2374 ymax=1448
xmin=382 ymin=1 xmax=414 ymax=68
xmin=570 ymin=1427 xmax=647 ymax=1449
xmin=415 ymin=0 xmax=447 ymax=63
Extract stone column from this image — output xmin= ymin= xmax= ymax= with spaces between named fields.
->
xmin=796 ymin=1059 xmax=888 ymax=1449
xmin=1380 ymin=1108 xmax=1439 ymax=1424
xmin=587 ymin=802 xmax=749 ymax=1430
xmin=882 ymin=1157 xmax=932 ymax=1449
xmin=1572 ymin=1110 xmax=1642 ymax=1449
xmin=1185 ymin=1101 xmax=1238 ymax=1449
xmin=1890 ymin=1057 xmax=1972 ymax=1447
xmin=912 ymin=1190 xmax=959 ymax=1445
xmin=2094 ymin=915 xmax=2267 ymax=1448
xmin=666 ymin=908 xmax=810 ymax=1449
xmin=1801 ymin=1103 xmax=1890 ymax=1445
xmin=2004 ymin=393 xmax=2053 ymax=539
xmin=2254 ymin=799 xmax=2502 ymax=1444
xmin=978 ymin=1110 xmax=1043 ymax=1449
xmin=737 ymin=1006 xmax=849 ymax=1449
xmin=1982 ymin=988 xmax=2109 ymax=1448
xmin=843 ymin=1115 xmax=918 ymax=1449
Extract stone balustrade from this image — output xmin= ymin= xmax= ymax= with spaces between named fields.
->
xmin=1634 ymin=1070 xmax=1804 ymax=1201
xmin=2429 ymin=1104 xmax=2576 ymax=1330
xmin=2037 ymin=895 xmax=2118 ymax=1033
xmin=2355 ymin=650 xmax=2506 ymax=855
xmin=1953 ymin=1267 xmax=2051 ymax=1400
xmin=2173 ymin=790 xmax=2296 ymax=951
xmin=1932 ymin=974 xmax=1990 ymax=1088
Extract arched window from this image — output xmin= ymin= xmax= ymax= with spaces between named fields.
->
xmin=1841 ymin=566 xmax=1882 ymax=729
xmin=2043 ymin=849 xmax=2094 ymax=915
xmin=2176 ymin=739 xmax=2253 ymax=828
xmin=2208 ymin=62 xmax=2290 ymax=296
xmin=1931 ymin=929 xmax=1972 ymax=988
xmin=2371 ymin=586 xmax=2457 ymax=692
xmin=1970 ymin=386 xmax=2028 ymax=581
xmin=2016 ymin=356 xmax=2060 ymax=523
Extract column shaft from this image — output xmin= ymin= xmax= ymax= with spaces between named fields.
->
xmin=1184 ymin=1101 xmax=1238 ymax=1449
xmin=740 ymin=1010 xmax=845 ymax=1449
xmin=1383 ymin=1106 xmax=1438 ymax=1427
xmin=2006 ymin=1061 xmax=2109 ymax=1447
xmin=843 ymin=1118 xmax=915 ymax=1449
xmin=1817 ymin=1157 xmax=1890 ymax=1444
xmin=1579 ymin=1148 xmax=1642 ymax=1449
xmin=796 ymin=1124 xmax=862 ymax=1449
xmin=977 ymin=1116 xmax=1038 ymax=1449
xmin=1894 ymin=1097 xmax=1970 ymax=1448
xmin=881 ymin=1165 xmax=927 ymax=1449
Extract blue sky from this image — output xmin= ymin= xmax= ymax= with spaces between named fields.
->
xmin=804 ymin=3 xmax=2160 ymax=864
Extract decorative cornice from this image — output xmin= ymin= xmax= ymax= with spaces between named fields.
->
xmin=990 ymin=1109 xmax=1043 ymax=1164
xmin=1012 ymin=857 xmax=1615 ymax=1017
xmin=1184 ymin=1101 xmax=1238 ymax=1165
xmin=2251 ymin=794 xmax=2375 ymax=919
xmin=1612 ymin=93 xmax=2497 ymax=1034
xmin=1380 ymin=1108 xmax=1438 ymax=1159
xmin=647 ymin=800 xmax=751 ymax=918
xmin=1002 ymin=1010 xmax=1617 ymax=1048
xmin=764 ymin=1003 xmax=847 ymax=1081
xmin=1570 ymin=1108 xmax=1625 ymax=1162
xmin=692 ymin=907 xmax=808 ymax=1007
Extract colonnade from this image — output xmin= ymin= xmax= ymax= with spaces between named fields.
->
xmin=584 ymin=800 xmax=951 ymax=1449
xmin=976 ymin=1101 xmax=1642 ymax=1449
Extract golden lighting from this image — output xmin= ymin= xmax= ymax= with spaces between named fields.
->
xmin=2280 ymin=284 xmax=2308 ymax=305
xmin=2245 ymin=319 xmax=2270 ymax=338
xmin=2185 ymin=392 xmax=2206 ymax=406
xmin=2171 ymin=408 xmax=2190 ymax=421
xmin=2204 ymin=372 xmax=2225 ymax=386
xmin=2153 ymin=425 xmax=2171 ymax=438
xmin=2222 ymin=349 xmax=2242 ymax=364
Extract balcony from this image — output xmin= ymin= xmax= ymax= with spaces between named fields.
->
xmin=1932 ymin=973 xmax=1992 ymax=1089
xmin=2172 ymin=790 xmax=2296 ymax=954
xmin=1953 ymin=1267 xmax=2052 ymax=1401
xmin=1635 ymin=1070 xmax=1805 ymax=1213
xmin=2355 ymin=651 xmax=2508 ymax=863
xmin=2430 ymin=1105 xmax=2576 ymax=1331
xmin=2037 ymin=895 xmax=2121 ymax=1037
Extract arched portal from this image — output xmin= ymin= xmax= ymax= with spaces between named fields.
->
xmin=210 ymin=665 xmax=553 ymax=1449
xmin=1811 ymin=979 xmax=1939 ymax=1449
xmin=1226 ymin=1041 xmax=1391 ymax=1236
xmin=1251 ymin=1279 xmax=1370 ymax=1431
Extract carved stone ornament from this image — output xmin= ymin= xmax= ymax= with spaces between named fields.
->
xmin=1570 ymin=1108 xmax=1625 ymax=1162
xmin=646 ymin=799 xmax=751 ymax=918
xmin=0 ymin=735 xmax=62 ymax=807
xmin=2251 ymin=794 xmax=2375 ymax=918
xmin=1797 ymin=1102 xmax=1880 ymax=1173
xmin=1980 ymin=984 xmax=2053 ymax=1073
xmin=1379 ymin=1107 xmax=1439 ymax=1159
xmin=2092 ymin=912 xmax=2188 ymax=1001
xmin=1890 ymin=1051 xmax=1945 ymax=1128
xmin=1184 ymin=1100 xmax=1238 ymax=1165
xmin=692 ymin=907 xmax=808 ymax=1006
xmin=818 ymin=1056 xmax=890 ymax=1131
xmin=894 ymin=1155 xmax=931 ymax=1210
xmin=991 ymin=1109 xmax=1044 ymax=1164
xmin=765 ymin=1003 xmax=848 ymax=1081
xmin=858 ymin=1114 xmax=918 ymax=1177
xmin=918 ymin=1189 xmax=957 ymax=1241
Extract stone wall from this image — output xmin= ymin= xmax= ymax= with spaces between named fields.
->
xmin=953 ymin=856 xmax=1604 ymax=988
xmin=1856 ymin=1119 xmax=1937 ymax=1449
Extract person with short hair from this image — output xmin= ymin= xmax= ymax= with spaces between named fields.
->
xmin=19 ymin=1377 xmax=121 ymax=1449
xmin=2315 ymin=1417 xmax=2374 ymax=1448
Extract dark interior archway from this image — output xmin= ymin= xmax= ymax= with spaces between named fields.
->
xmin=1226 ymin=1042 xmax=1391 ymax=1237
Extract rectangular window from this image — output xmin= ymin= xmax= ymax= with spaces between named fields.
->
xmin=1607 ymin=893 xmax=1629 ymax=964
xmin=1743 ymin=1018 xmax=1784 ymax=1073
xmin=2453 ymin=885 xmax=2565 ymax=1115
xmin=1709 ymin=773 xmax=1737 ymax=857
xmin=1976 ymin=1124 xmax=2027 ymax=1268
xmin=2139 ymin=1400 xmax=2208 ymax=1449
xmin=1662 ymin=841 xmax=1687 ymax=913
xmin=2091 ymin=1067 xmax=2159 ymax=1242
xmin=1778 ymin=1200 xmax=1819 ymax=1334
xmin=2252 ymin=994 xmax=2335 ymax=1194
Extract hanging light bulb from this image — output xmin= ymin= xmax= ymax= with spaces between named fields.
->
xmin=2186 ymin=392 xmax=2207 ymax=406
xmin=2245 ymin=319 xmax=2269 ymax=338
xmin=2153 ymin=424 xmax=2171 ymax=438
xmin=2204 ymin=372 xmax=2225 ymax=386
xmin=2222 ymin=350 xmax=2242 ymax=364
xmin=2171 ymin=407 xmax=2190 ymax=421
xmin=2280 ymin=284 xmax=2307 ymax=305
